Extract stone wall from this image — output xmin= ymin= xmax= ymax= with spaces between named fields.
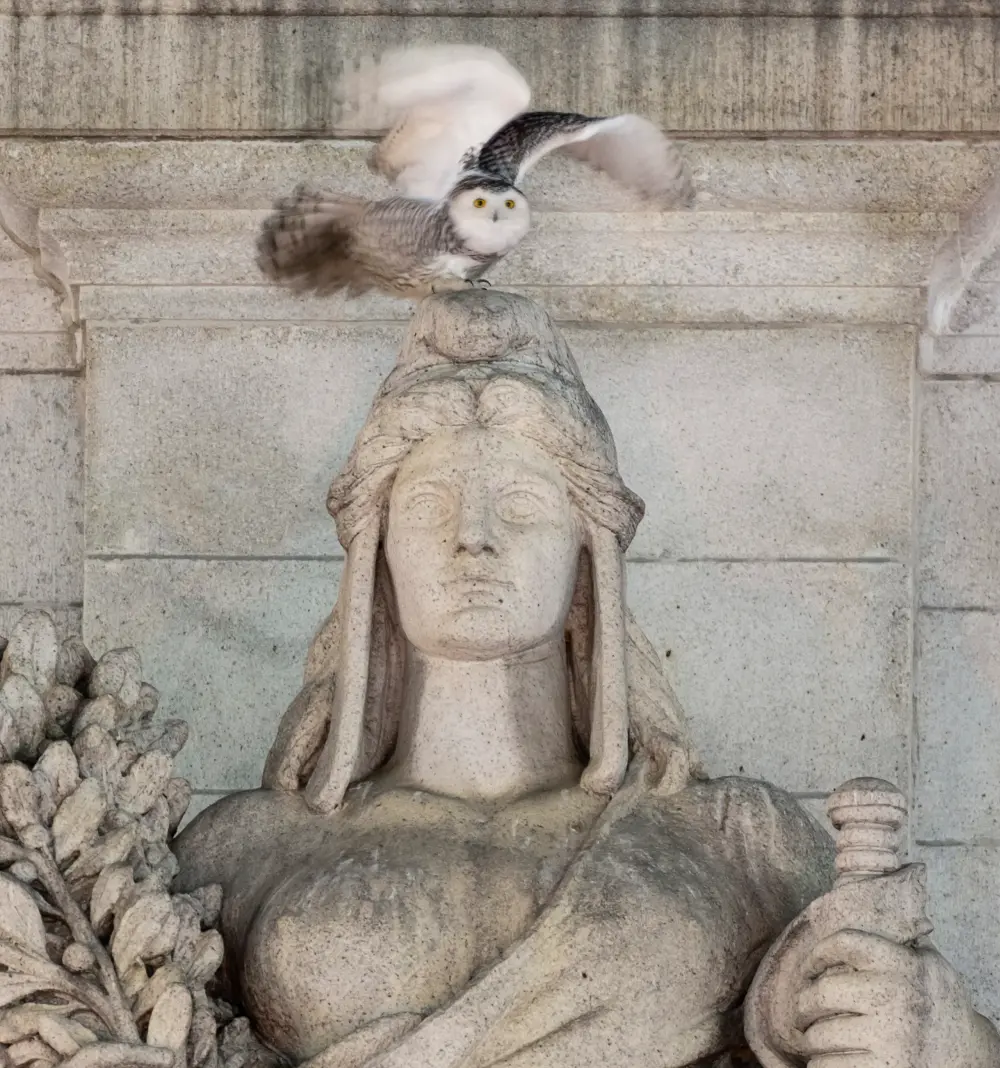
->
xmin=2 ymin=0 xmax=1000 ymax=1026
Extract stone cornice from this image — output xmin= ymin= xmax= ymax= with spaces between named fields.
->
xmin=1 ymin=10 xmax=998 ymax=135
xmin=0 ymin=1 xmax=995 ymax=13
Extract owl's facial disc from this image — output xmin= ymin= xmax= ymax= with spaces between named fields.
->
xmin=449 ymin=187 xmax=531 ymax=255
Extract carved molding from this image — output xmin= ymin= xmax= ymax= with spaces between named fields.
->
xmin=0 ymin=179 xmax=79 ymax=347
xmin=926 ymin=170 xmax=1000 ymax=336
xmin=1 ymin=0 xmax=991 ymax=11
xmin=0 ymin=1 xmax=993 ymax=13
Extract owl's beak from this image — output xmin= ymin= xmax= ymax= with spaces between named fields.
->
xmin=492 ymin=211 xmax=499 ymax=221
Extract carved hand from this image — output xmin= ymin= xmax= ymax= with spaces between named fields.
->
xmin=794 ymin=930 xmax=1000 ymax=1068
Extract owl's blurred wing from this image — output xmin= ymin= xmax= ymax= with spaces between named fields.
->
xmin=335 ymin=44 xmax=532 ymax=200
xmin=476 ymin=112 xmax=694 ymax=207
xmin=255 ymin=186 xmax=371 ymax=296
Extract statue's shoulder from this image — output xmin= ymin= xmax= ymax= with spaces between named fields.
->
xmin=172 ymin=788 xmax=330 ymax=894
xmin=642 ymin=774 xmax=836 ymax=903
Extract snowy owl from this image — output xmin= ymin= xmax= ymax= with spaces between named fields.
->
xmin=256 ymin=44 xmax=694 ymax=300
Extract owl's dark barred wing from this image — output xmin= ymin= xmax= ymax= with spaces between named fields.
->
xmin=474 ymin=111 xmax=694 ymax=207
xmin=256 ymin=185 xmax=370 ymax=295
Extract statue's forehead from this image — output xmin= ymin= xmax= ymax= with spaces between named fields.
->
xmin=394 ymin=426 xmax=565 ymax=487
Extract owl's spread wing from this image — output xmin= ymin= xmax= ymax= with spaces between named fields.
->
xmin=476 ymin=112 xmax=694 ymax=207
xmin=335 ymin=44 xmax=531 ymax=200
xmin=255 ymin=186 xmax=371 ymax=296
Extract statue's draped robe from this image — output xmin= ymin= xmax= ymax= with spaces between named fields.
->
xmin=290 ymin=773 xmax=834 ymax=1068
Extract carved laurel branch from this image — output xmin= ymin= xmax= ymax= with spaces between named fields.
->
xmin=0 ymin=611 xmax=256 ymax=1068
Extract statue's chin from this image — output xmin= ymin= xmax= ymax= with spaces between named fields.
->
xmin=405 ymin=606 xmax=556 ymax=662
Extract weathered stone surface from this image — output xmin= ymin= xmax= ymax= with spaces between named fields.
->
xmin=0 ymin=2 xmax=994 ymax=13
xmin=0 ymin=375 xmax=83 ymax=601
xmin=627 ymin=561 xmax=910 ymax=794
xmin=936 ymin=284 xmax=1000 ymax=337
xmin=977 ymin=247 xmax=1000 ymax=282
xmin=85 ymin=323 xmax=403 ymax=556
xmin=80 ymin=284 xmax=414 ymax=324
xmin=2 ymin=138 xmax=996 ymax=213
xmin=0 ymin=332 xmax=76 ymax=371
xmin=922 ymin=846 xmax=1000 ymax=1025
xmin=922 ymin=335 xmax=1000 ymax=376
xmin=85 ymin=323 xmax=911 ymax=561
xmin=794 ymin=795 xmax=835 ymax=838
xmin=571 ymin=325 xmax=913 ymax=560
xmin=0 ymin=280 xmax=65 ymax=331
xmin=495 ymin=214 xmax=950 ymax=288
xmin=178 ymin=791 xmax=224 ymax=832
xmin=1 ymin=14 xmax=998 ymax=134
xmin=48 ymin=208 xmax=951 ymax=288
xmin=79 ymin=282 xmax=926 ymax=327
xmin=915 ymin=610 xmax=1000 ymax=842
xmin=0 ymin=230 xmax=31 ymax=280
xmin=0 ymin=604 xmax=81 ymax=642
xmin=919 ymin=382 xmax=1000 ymax=608
xmin=83 ymin=558 xmax=339 ymax=790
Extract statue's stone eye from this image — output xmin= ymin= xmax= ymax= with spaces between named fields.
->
xmin=505 ymin=199 xmax=516 ymax=210
xmin=473 ymin=198 xmax=487 ymax=208
xmin=496 ymin=490 xmax=544 ymax=524
xmin=403 ymin=490 xmax=454 ymax=525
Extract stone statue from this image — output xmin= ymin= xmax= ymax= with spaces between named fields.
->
xmin=172 ymin=291 xmax=1000 ymax=1068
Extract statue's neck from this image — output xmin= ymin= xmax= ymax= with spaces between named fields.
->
xmin=382 ymin=641 xmax=583 ymax=803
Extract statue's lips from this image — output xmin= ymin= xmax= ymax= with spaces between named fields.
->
xmin=447 ymin=577 xmax=515 ymax=600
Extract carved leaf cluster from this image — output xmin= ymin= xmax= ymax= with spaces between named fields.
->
xmin=0 ymin=612 xmax=261 ymax=1068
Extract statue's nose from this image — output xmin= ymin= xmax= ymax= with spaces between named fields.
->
xmin=456 ymin=501 xmax=496 ymax=556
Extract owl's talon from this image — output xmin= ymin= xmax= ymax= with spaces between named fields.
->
xmin=431 ymin=278 xmax=472 ymax=295
xmin=474 ymin=279 xmax=492 ymax=289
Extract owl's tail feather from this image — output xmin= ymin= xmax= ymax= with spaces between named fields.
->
xmin=256 ymin=186 xmax=370 ymax=296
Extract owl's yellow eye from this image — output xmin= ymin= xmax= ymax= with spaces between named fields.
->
xmin=505 ymin=199 xmax=517 ymax=210
xmin=473 ymin=198 xmax=487 ymax=208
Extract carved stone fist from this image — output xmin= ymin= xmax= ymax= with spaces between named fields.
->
xmin=794 ymin=930 xmax=1000 ymax=1068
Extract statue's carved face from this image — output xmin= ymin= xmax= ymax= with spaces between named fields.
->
xmin=386 ymin=426 xmax=581 ymax=660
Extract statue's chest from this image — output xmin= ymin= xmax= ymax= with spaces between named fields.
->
xmin=239 ymin=817 xmax=581 ymax=1059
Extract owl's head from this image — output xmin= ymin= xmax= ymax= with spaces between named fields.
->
xmin=447 ymin=176 xmax=530 ymax=255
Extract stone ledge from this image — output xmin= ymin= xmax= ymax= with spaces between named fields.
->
xmin=922 ymin=336 xmax=1000 ymax=375
xmin=0 ymin=332 xmax=77 ymax=371
xmin=1 ymin=14 xmax=998 ymax=134
xmin=45 ymin=208 xmax=952 ymax=288
xmin=78 ymin=283 xmax=927 ymax=327
xmin=3 ymin=139 xmax=997 ymax=214
xmin=1 ymin=1 xmax=995 ymax=13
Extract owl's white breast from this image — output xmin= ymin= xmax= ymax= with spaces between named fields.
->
xmin=429 ymin=253 xmax=483 ymax=278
